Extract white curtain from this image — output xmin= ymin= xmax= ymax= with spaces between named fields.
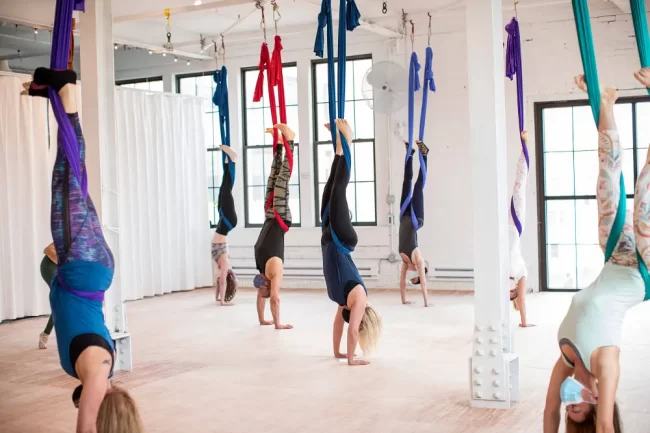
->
xmin=114 ymin=88 xmax=212 ymax=300
xmin=0 ymin=74 xmax=56 ymax=322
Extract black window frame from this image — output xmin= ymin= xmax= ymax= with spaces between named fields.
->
xmin=311 ymin=54 xmax=378 ymax=227
xmin=535 ymin=95 xmax=649 ymax=292
xmin=175 ymin=71 xmax=223 ymax=229
xmin=240 ymin=62 xmax=302 ymax=228
xmin=116 ymin=76 xmax=163 ymax=89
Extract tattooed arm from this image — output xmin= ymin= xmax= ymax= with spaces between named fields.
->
xmin=634 ymin=147 xmax=650 ymax=268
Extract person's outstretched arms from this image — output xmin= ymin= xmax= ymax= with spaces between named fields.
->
xmin=543 ymin=357 xmax=573 ymax=433
xmin=333 ymin=306 xmax=347 ymax=358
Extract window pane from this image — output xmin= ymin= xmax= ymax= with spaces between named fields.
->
xmin=346 ymin=185 xmax=357 ymax=222
xmin=289 ymin=185 xmax=301 ymax=225
xmin=573 ymin=151 xmax=597 ymax=196
xmin=133 ymin=81 xmax=149 ymax=90
xmin=574 ymin=199 xmax=598 ymax=245
xmin=247 ymin=187 xmax=266 ymax=225
xmin=547 ymin=244 xmax=577 ymax=289
xmin=577 ymin=245 xmax=603 ymax=288
xmin=246 ymin=108 xmax=265 ymax=147
xmin=203 ymin=111 xmax=215 ymax=149
xmin=614 ymin=103 xmax=633 ymax=149
xmin=317 ymin=183 xmax=326 ymax=218
xmin=638 ymin=148 xmax=649 ymax=174
xmin=355 ymin=102 xmax=374 ymax=140
xmin=286 ymin=106 xmax=300 ymax=143
xmin=354 ymin=141 xmax=375 ymax=181
xmin=289 ymin=147 xmax=300 ymax=185
xmin=317 ymin=103 xmax=332 ymax=142
xmin=637 ymin=102 xmax=650 ymax=148
xmin=344 ymin=101 xmax=355 ymax=134
xmin=247 ymin=148 xmax=265 ymax=187
xmin=543 ymin=107 xmax=573 ymax=152
xmin=546 ymin=200 xmax=576 ymax=245
xmin=150 ymin=80 xmax=164 ymax=92
xmin=315 ymin=63 xmax=329 ymax=103
xmin=196 ymin=75 xmax=213 ymax=99
xmin=263 ymin=147 xmax=273 ymax=186
xmin=245 ymin=70 xmax=263 ymax=109
xmin=284 ymin=66 xmax=298 ymax=106
xmin=179 ymin=77 xmax=195 ymax=95
xmin=355 ymin=182 xmax=376 ymax=222
xmin=345 ymin=62 xmax=354 ymax=102
xmin=623 ymin=149 xmax=635 ymax=196
xmin=318 ymin=144 xmax=336 ymax=182
xmin=353 ymin=58 xmax=373 ymax=101
xmin=544 ymin=153 xmax=575 ymax=196
xmin=207 ymin=152 xmax=216 ymax=189
xmin=572 ymin=106 xmax=597 ymax=151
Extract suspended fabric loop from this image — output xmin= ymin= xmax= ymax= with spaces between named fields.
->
xmin=49 ymin=0 xmax=87 ymax=198
xmin=572 ymin=0 xmax=650 ymax=300
xmin=505 ymin=17 xmax=529 ymax=237
xmin=629 ymin=0 xmax=650 ymax=96
xmin=254 ymin=35 xmax=293 ymax=232
xmin=213 ymin=66 xmax=234 ymax=231
xmin=399 ymin=47 xmax=434 ymax=230
xmin=313 ymin=0 xmax=360 ymax=254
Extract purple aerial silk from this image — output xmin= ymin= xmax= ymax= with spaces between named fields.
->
xmin=49 ymin=0 xmax=87 ymax=198
xmin=505 ymin=17 xmax=528 ymax=237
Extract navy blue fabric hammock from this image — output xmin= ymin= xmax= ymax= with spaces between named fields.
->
xmin=314 ymin=0 xmax=360 ymax=254
xmin=213 ymin=66 xmax=236 ymax=231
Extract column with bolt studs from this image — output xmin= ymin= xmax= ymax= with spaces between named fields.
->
xmin=465 ymin=0 xmax=519 ymax=409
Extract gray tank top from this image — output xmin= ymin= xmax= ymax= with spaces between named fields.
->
xmin=399 ymin=215 xmax=419 ymax=258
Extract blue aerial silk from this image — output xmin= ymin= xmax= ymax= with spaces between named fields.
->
xmin=213 ymin=66 xmax=235 ymax=231
xmin=314 ymin=0 xmax=360 ymax=254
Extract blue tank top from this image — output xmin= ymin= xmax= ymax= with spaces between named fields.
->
xmin=322 ymin=241 xmax=366 ymax=306
xmin=50 ymin=261 xmax=115 ymax=378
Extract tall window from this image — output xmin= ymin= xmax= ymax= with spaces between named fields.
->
xmin=116 ymin=76 xmax=164 ymax=92
xmin=536 ymin=98 xmax=649 ymax=291
xmin=312 ymin=56 xmax=376 ymax=225
xmin=176 ymin=72 xmax=223 ymax=228
xmin=241 ymin=64 xmax=301 ymax=227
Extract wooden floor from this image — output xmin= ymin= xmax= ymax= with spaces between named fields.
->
xmin=1 ymin=288 xmax=650 ymax=433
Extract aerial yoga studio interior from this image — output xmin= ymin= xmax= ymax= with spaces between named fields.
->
xmin=1 ymin=0 xmax=650 ymax=431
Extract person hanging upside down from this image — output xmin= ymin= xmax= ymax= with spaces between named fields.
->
xmin=253 ymin=123 xmax=294 ymax=330
xmin=543 ymin=71 xmax=650 ymax=433
xmin=24 ymin=68 xmax=144 ymax=433
xmin=322 ymin=119 xmax=383 ymax=366
xmin=398 ymin=140 xmax=430 ymax=306
xmin=509 ymin=130 xmax=534 ymax=327
xmin=38 ymin=242 xmax=57 ymax=349
xmin=212 ymin=145 xmax=238 ymax=306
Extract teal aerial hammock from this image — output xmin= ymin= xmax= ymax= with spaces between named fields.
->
xmin=572 ymin=0 xmax=650 ymax=300
xmin=630 ymin=0 xmax=650 ymax=96
xmin=213 ymin=65 xmax=235 ymax=231
xmin=313 ymin=0 xmax=361 ymax=254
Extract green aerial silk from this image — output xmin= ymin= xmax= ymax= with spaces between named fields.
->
xmin=629 ymin=0 xmax=650 ymax=299
xmin=571 ymin=0 xmax=627 ymax=263
xmin=630 ymin=0 xmax=650 ymax=96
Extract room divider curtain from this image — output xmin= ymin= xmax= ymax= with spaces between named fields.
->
xmin=0 ymin=74 xmax=55 ymax=322
xmin=114 ymin=88 xmax=212 ymax=300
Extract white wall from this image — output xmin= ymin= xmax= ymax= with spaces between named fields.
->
xmin=114 ymin=3 xmax=650 ymax=291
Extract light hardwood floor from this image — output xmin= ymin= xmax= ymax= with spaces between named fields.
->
xmin=1 ymin=288 xmax=649 ymax=433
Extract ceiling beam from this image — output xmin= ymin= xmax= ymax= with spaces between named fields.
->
xmin=113 ymin=0 xmax=260 ymax=24
xmin=113 ymin=38 xmax=213 ymax=60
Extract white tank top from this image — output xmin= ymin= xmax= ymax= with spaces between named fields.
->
xmin=557 ymin=262 xmax=644 ymax=372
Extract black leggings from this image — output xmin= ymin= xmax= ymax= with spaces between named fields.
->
xmin=216 ymin=167 xmax=237 ymax=235
xmin=321 ymin=155 xmax=357 ymax=248
xmin=400 ymin=152 xmax=427 ymax=222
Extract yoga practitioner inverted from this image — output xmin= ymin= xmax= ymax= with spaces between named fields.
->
xmin=24 ymin=68 xmax=143 ymax=432
xmin=508 ymin=130 xmax=533 ymax=327
xmin=38 ymin=243 xmax=57 ymax=349
xmin=543 ymin=69 xmax=650 ymax=433
xmin=212 ymin=145 xmax=238 ymax=306
xmin=398 ymin=140 xmax=430 ymax=306
xmin=253 ymin=124 xmax=294 ymax=330
xmin=322 ymin=120 xmax=382 ymax=366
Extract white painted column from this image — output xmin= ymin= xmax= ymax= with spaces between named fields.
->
xmin=297 ymin=56 xmax=315 ymax=227
xmin=465 ymin=0 xmax=518 ymax=408
xmin=79 ymin=0 xmax=132 ymax=371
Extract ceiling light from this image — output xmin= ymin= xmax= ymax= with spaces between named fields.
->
xmin=34 ymin=28 xmax=38 ymax=35
xmin=148 ymin=50 xmax=153 ymax=55
xmin=114 ymin=44 xmax=118 ymax=50
xmin=194 ymin=0 xmax=203 ymax=5
xmin=174 ymin=57 xmax=178 ymax=63
xmin=186 ymin=60 xmax=191 ymax=66
xmin=162 ymin=52 xmax=167 ymax=57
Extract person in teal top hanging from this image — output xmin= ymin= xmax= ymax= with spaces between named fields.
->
xmin=543 ymin=71 xmax=650 ymax=433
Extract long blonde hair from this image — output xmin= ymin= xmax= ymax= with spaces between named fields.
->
xmin=358 ymin=305 xmax=382 ymax=355
xmin=565 ymin=403 xmax=623 ymax=433
xmin=96 ymin=386 xmax=144 ymax=433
